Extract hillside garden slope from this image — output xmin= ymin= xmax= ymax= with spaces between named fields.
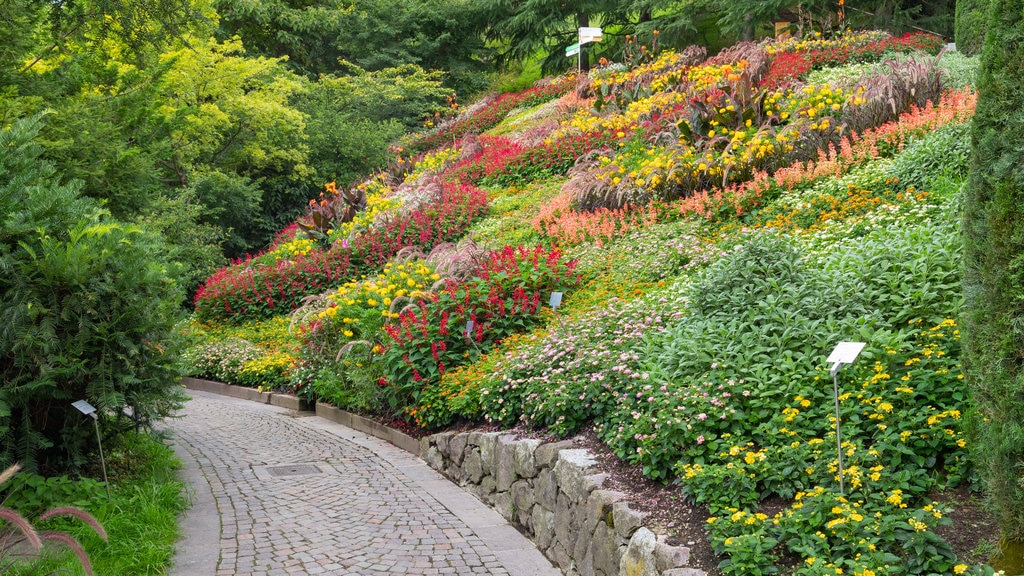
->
xmin=181 ymin=30 xmax=994 ymax=575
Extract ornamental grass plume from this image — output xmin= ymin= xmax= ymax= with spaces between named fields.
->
xmin=672 ymin=88 xmax=976 ymax=222
xmin=0 ymin=464 xmax=107 ymax=576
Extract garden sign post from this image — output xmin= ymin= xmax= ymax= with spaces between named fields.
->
xmin=826 ymin=341 xmax=866 ymax=495
xmin=72 ymin=399 xmax=111 ymax=499
xmin=567 ymin=27 xmax=602 ymax=72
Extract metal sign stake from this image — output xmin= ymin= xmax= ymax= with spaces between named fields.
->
xmin=826 ymin=342 xmax=866 ymax=495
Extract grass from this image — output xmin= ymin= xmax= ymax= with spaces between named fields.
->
xmin=3 ymin=431 xmax=188 ymax=576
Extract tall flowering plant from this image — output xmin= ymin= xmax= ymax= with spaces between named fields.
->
xmin=378 ymin=245 xmax=580 ymax=414
xmin=351 ymin=181 xmax=488 ymax=270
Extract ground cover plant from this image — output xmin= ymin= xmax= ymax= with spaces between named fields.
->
xmin=1 ymin=432 xmax=187 ymax=575
xmin=182 ymin=28 xmax=995 ymax=573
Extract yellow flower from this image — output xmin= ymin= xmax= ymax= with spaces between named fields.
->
xmin=953 ymin=565 xmax=968 ymax=574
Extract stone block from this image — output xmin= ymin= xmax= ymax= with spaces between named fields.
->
xmin=495 ymin=435 xmax=519 ymax=491
xmin=434 ymin=431 xmax=453 ymax=457
xmin=493 ymin=490 xmax=514 ymax=522
xmin=534 ymin=468 xmax=558 ymax=510
xmin=572 ymin=515 xmax=594 ymax=568
xmin=582 ymin=490 xmax=624 ymax=536
xmin=424 ymin=446 xmax=443 ymax=471
xmin=464 ymin=448 xmax=484 ymax=484
xmin=449 ymin=433 xmax=469 ymax=465
xmin=553 ymin=449 xmax=597 ymax=504
xmin=479 ymin=475 xmax=497 ymax=503
xmin=445 ymin=461 xmax=465 ymax=485
xmin=655 ymin=536 xmax=691 ymax=571
xmin=581 ymin=473 xmax=608 ymax=496
xmin=548 ymin=542 xmax=573 ymax=574
xmin=662 ymin=569 xmax=705 ymax=576
xmin=511 ymin=479 xmax=537 ymax=528
xmin=612 ymin=501 xmax=645 ymax=539
xmin=514 ymin=438 xmax=541 ymax=478
xmin=619 ymin=527 xmax=657 ymax=576
xmin=535 ymin=439 xmax=577 ymax=468
xmin=532 ymin=505 xmax=556 ymax=550
xmin=553 ymin=493 xmax=575 ymax=552
xmin=478 ymin=432 xmax=503 ymax=474
xmin=590 ymin=522 xmax=619 ymax=576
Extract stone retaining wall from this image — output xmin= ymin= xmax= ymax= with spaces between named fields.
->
xmin=420 ymin=432 xmax=703 ymax=576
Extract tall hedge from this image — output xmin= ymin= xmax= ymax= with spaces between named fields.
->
xmin=961 ymin=0 xmax=1024 ymax=545
xmin=1 ymin=116 xmax=185 ymax=474
xmin=955 ymin=0 xmax=990 ymax=55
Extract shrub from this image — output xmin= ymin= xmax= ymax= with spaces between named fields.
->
xmin=938 ymin=51 xmax=981 ymax=90
xmin=1 ymin=116 xmax=185 ymax=474
xmin=887 ymin=122 xmax=972 ymax=192
xmin=379 ymin=245 xmax=580 ymax=415
xmin=954 ymin=0 xmax=990 ymax=56
xmin=961 ymin=0 xmax=1024 ymax=547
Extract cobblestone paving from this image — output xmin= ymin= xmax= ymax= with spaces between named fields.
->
xmin=168 ymin=391 xmax=530 ymax=576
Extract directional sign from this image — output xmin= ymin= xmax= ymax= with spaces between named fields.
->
xmin=579 ymin=26 xmax=603 ymax=44
xmin=565 ymin=43 xmax=580 ymax=57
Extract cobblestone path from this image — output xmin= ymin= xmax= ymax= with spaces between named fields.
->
xmin=167 ymin=390 xmax=559 ymax=576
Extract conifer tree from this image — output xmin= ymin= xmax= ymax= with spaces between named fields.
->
xmin=961 ymin=0 xmax=1024 ymax=561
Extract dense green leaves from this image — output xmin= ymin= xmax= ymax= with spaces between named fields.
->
xmin=955 ymin=0 xmax=990 ymax=56
xmin=1 ymin=116 xmax=185 ymax=474
xmin=961 ymin=0 xmax=1024 ymax=545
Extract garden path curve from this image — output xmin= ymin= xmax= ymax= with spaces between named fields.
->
xmin=166 ymin=390 xmax=560 ymax=576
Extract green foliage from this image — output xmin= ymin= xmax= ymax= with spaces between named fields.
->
xmin=477 ymin=0 xmax=629 ymax=72
xmin=296 ymin=63 xmax=452 ymax=188
xmin=308 ymin=358 xmax=386 ymax=414
xmin=937 ymin=51 xmax=981 ymax=89
xmin=887 ymin=122 xmax=971 ymax=192
xmin=2 ymin=472 xmax=107 ymax=520
xmin=0 ymin=116 xmax=185 ymax=474
xmin=955 ymin=0 xmax=990 ymax=56
xmin=3 ymin=432 xmax=187 ymax=576
xmin=961 ymin=0 xmax=1024 ymax=544
xmin=134 ymin=190 xmax=228 ymax=302
xmin=0 ymin=463 xmax=107 ymax=576
xmin=334 ymin=0 xmax=492 ymax=96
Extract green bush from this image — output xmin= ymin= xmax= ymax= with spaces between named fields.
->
xmin=938 ymin=51 xmax=981 ymax=89
xmin=954 ymin=0 xmax=990 ymax=56
xmin=0 ymin=115 xmax=185 ymax=474
xmin=887 ymin=122 xmax=972 ymax=197
xmin=962 ymin=0 xmax=1024 ymax=548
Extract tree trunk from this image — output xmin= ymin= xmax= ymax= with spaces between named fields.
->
xmin=577 ymin=11 xmax=590 ymax=72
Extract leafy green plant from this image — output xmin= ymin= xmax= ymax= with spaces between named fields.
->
xmin=0 ymin=464 xmax=108 ymax=575
xmin=887 ymin=122 xmax=972 ymax=192
xmin=379 ymin=244 xmax=579 ymax=415
xmin=1 ymin=116 xmax=185 ymax=474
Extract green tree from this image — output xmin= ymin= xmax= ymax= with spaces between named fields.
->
xmin=477 ymin=0 xmax=633 ymax=72
xmin=213 ymin=0 xmax=492 ymax=94
xmin=961 ymin=0 xmax=1024 ymax=565
xmin=1 ymin=115 xmax=185 ymax=474
xmin=335 ymin=0 xmax=492 ymax=95
xmin=955 ymin=0 xmax=990 ymax=55
xmin=212 ymin=0 xmax=352 ymax=77
xmin=711 ymin=0 xmax=954 ymax=41
xmin=296 ymin=63 xmax=451 ymax=188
